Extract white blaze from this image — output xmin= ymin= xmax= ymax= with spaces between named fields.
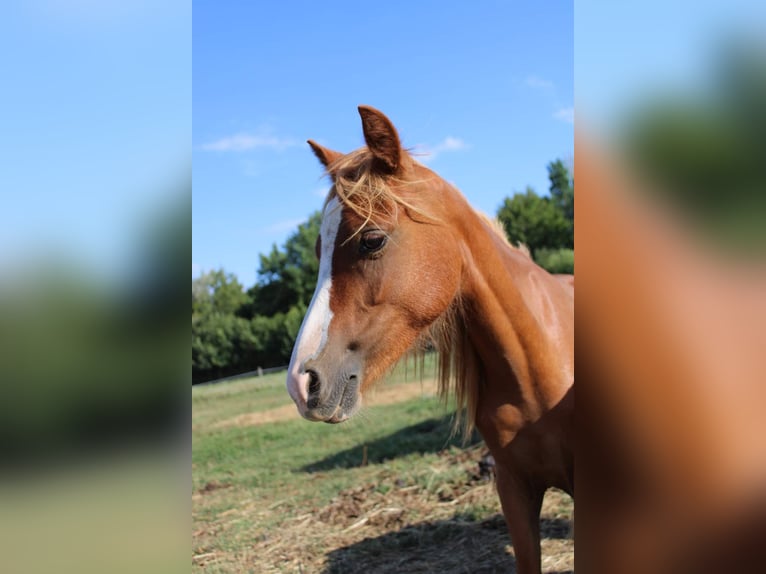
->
xmin=286 ymin=197 xmax=342 ymax=415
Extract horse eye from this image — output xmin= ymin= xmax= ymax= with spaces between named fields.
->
xmin=359 ymin=231 xmax=387 ymax=254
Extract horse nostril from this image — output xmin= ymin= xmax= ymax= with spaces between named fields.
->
xmin=306 ymin=369 xmax=321 ymax=408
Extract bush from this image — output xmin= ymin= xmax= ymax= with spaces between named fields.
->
xmin=497 ymin=188 xmax=572 ymax=254
xmin=534 ymin=248 xmax=574 ymax=274
xmin=192 ymin=313 xmax=258 ymax=382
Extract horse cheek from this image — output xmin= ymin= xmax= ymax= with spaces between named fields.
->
xmin=402 ymin=260 xmax=459 ymax=328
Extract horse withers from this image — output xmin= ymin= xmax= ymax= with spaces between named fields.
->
xmin=286 ymin=106 xmax=574 ymax=574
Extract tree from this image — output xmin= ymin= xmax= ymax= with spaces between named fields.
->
xmin=191 ymin=213 xmax=323 ymax=381
xmin=548 ymin=159 xmax=574 ymax=232
xmin=243 ymin=212 xmax=321 ymax=318
xmin=191 ymin=269 xmax=254 ymax=381
xmin=192 ymin=313 xmax=257 ymax=381
xmin=249 ymin=304 xmax=307 ymax=366
xmin=497 ymin=187 xmax=571 ymax=256
xmin=192 ymin=269 xmax=247 ymax=316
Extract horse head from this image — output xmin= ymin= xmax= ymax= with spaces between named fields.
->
xmin=286 ymin=106 xmax=462 ymax=423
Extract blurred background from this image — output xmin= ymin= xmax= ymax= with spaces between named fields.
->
xmin=577 ymin=1 xmax=766 ymax=572
xmin=579 ymin=1 xmax=766 ymax=256
xmin=0 ymin=1 xmax=189 ymax=572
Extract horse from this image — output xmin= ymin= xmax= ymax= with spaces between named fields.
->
xmin=286 ymin=106 xmax=574 ymax=574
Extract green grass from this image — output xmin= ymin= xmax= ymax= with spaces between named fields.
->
xmin=192 ymin=355 xmax=573 ymax=573
xmin=191 ymin=372 xmax=290 ymax=429
xmin=192 ymin=356 xmax=459 ymax=502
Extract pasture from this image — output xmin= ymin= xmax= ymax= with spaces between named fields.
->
xmin=192 ymin=359 xmax=573 ymax=573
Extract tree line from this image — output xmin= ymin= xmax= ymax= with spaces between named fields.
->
xmin=192 ymin=159 xmax=574 ymax=383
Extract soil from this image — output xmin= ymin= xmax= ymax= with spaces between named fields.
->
xmin=243 ymin=445 xmax=573 ymax=573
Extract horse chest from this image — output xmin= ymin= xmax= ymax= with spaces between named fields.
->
xmin=477 ymin=395 xmax=574 ymax=491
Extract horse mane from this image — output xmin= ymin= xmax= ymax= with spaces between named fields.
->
xmin=414 ymin=297 xmax=482 ymax=441
xmin=477 ymin=212 xmax=532 ymax=259
xmin=324 ymin=146 xmax=526 ymax=439
xmin=423 ymin=216 xmax=527 ymax=440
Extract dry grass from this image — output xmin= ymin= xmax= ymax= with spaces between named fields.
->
xmin=192 ymin=367 xmax=573 ymax=573
xmin=213 ymin=379 xmax=439 ymax=431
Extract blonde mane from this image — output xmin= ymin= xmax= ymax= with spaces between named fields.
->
xmin=477 ymin=212 xmax=532 ymax=259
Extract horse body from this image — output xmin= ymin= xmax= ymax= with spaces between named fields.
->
xmin=451 ymin=192 xmax=574 ymax=573
xmin=287 ymin=106 xmax=573 ymax=574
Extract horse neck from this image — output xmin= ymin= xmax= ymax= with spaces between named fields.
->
xmin=448 ymin=192 xmax=574 ymax=423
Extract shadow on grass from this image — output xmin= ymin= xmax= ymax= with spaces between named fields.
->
xmin=301 ymin=414 xmax=482 ymax=473
xmin=322 ymin=513 xmax=573 ymax=574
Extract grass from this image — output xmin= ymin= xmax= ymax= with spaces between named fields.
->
xmin=192 ymin=357 xmax=573 ymax=573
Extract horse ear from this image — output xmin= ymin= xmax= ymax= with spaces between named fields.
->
xmin=307 ymin=140 xmax=343 ymax=169
xmin=358 ymin=105 xmax=402 ymax=173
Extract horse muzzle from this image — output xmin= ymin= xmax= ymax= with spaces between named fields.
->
xmin=286 ymin=360 xmax=361 ymax=423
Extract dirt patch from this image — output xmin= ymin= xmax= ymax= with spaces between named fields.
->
xmin=197 ymin=480 xmax=232 ymax=494
xmin=213 ymin=379 xmax=439 ymax=430
xmin=212 ymin=403 xmax=299 ymax=429
xmin=217 ymin=444 xmax=575 ymax=573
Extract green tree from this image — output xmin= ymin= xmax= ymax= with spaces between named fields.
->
xmin=497 ymin=187 xmax=571 ymax=256
xmin=192 ymin=269 xmax=247 ymax=316
xmin=191 ymin=213 xmax=324 ymax=381
xmin=249 ymin=304 xmax=307 ymax=366
xmin=192 ymin=313 xmax=257 ymax=380
xmin=244 ymin=212 xmax=321 ymax=318
xmin=548 ymin=159 xmax=574 ymax=236
xmin=192 ymin=269 xmax=254 ymax=381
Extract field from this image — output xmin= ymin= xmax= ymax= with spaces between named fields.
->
xmin=192 ymin=359 xmax=573 ymax=573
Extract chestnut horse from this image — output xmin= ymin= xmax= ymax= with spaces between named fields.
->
xmin=286 ymin=106 xmax=574 ymax=574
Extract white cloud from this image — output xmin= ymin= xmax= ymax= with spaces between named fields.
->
xmin=200 ymin=133 xmax=296 ymax=152
xmin=525 ymin=75 xmax=554 ymax=89
xmin=553 ymin=107 xmax=574 ymax=124
xmin=262 ymin=218 xmax=306 ymax=234
xmin=436 ymin=136 xmax=467 ymax=152
xmin=417 ymin=136 xmax=468 ymax=163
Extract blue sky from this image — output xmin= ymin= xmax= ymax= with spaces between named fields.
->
xmin=193 ymin=1 xmax=573 ymax=287
xmin=0 ymin=1 xmax=190 ymax=283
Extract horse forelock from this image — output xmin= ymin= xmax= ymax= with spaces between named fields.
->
xmin=321 ymin=148 xmax=439 ymax=239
